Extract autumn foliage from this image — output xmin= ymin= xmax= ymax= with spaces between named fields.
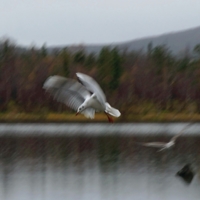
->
xmin=1 ymin=38 xmax=200 ymax=121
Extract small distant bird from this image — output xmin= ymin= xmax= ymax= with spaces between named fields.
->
xmin=43 ymin=73 xmax=121 ymax=122
xmin=135 ymin=123 xmax=191 ymax=152
xmin=176 ymin=164 xmax=194 ymax=184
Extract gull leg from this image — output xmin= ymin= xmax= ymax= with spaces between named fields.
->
xmin=104 ymin=112 xmax=114 ymax=123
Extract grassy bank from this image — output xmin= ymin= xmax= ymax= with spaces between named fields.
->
xmin=0 ymin=112 xmax=200 ymax=123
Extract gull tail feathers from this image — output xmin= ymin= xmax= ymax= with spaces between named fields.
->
xmin=105 ymin=103 xmax=121 ymax=117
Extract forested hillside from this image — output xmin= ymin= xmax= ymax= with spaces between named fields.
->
xmin=1 ymin=38 xmax=200 ymax=121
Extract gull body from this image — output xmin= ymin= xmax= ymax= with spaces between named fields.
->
xmin=43 ymin=73 xmax=121 ymax=122
xmin=136 ymin=124 xmax=192 ymax=152
xmin=138 ymin=140 xmax=175 ymax=152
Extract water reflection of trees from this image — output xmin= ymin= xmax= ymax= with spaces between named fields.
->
xmin=0 ymin=135 xmax=199 ymax=170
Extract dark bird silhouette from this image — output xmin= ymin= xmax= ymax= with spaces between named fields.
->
xmin=176 ymin=164 xmax=194 ymax=184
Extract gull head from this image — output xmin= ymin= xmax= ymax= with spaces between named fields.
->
xmin=76 ymin=104 xmax=86 ymax=116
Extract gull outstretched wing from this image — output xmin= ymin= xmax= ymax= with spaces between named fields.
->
xmin=43 ymin=75 xmax=91 ymax=111
xmin=76 ymin=73 xmax=106 ymax=107
xmin=136 ymin=142 xmax=166 ymax=148
xmin=170 ymin=123 xmax=192 ymax=142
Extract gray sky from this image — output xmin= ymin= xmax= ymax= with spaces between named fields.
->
xmin=0 ymin=0 xmax=200 ymax=47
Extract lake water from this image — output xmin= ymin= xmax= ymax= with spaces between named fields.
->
xmin=0 ymin=123 xmax=200 ymax=200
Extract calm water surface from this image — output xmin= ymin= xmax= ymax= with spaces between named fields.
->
xmin=0 ymin=123 xmax=199 ymax=200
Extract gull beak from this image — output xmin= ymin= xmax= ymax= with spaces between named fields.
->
xmin=75 ymin=112 xmax=79 ymax=116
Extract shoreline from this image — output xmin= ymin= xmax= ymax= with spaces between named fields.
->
xmin=0 ymin=112 xmax=200 ymax=123
xmin=0 ymin=122 xmax=199 ymax=136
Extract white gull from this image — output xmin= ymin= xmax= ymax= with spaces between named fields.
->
xmin=43 ymin=72 xmax=121 ymax=122
xmin=135 ymin=123 xmax=192 ymax=152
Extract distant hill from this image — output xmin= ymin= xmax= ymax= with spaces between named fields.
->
xmin=5 ymin=26 xmax=199 ymax=56
xmin=48 ymin=26 xmax=200 ymax=55
xmin=117 ymin=26 xmax=200 ymax=55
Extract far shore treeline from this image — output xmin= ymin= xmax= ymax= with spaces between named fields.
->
xmin=1 ymin=38 xmax=200 ymax=121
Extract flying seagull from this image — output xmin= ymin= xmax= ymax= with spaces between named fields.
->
xmin=43 ymin=73 xmax=121 ymax=122
xmin=135 ymin=123 xmax=192 ymax=152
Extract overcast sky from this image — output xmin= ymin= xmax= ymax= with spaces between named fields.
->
xmin=0 ymin=0 xmax=200 ymax=47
